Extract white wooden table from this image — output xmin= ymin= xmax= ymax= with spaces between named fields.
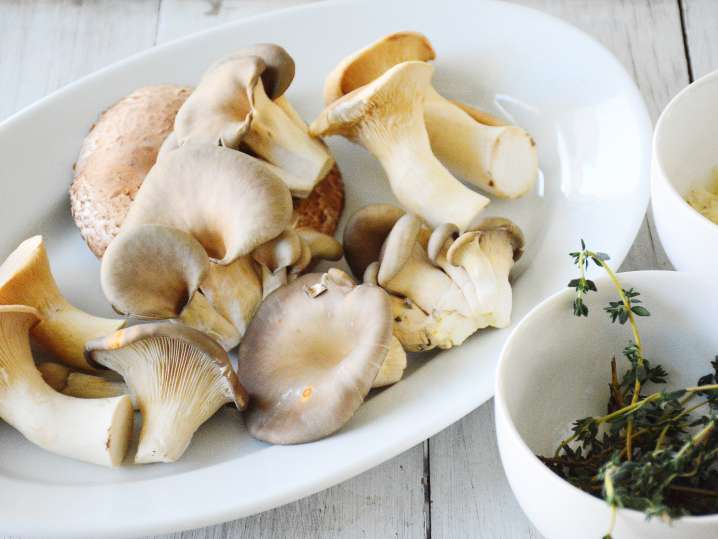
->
xmin=1 ymin=1 xmax=716 ymax=537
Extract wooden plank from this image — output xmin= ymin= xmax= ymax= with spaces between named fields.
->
xmin=156 ymin=0 xmax=320 ymax=42
xmin=0 ymin=0 xmax=160 ymax=122
xmin=683 ymin=0 xmax=718 ymax=78
xmin=155 ymin=446 xmax=425 ymax=539
xmin=429 ymin=1 xmax=689 ymax=538
xmin=152 ymin=2 xmax=427 ymax=538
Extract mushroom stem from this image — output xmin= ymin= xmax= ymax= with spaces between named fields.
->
xmin=372 ymin=336 xmax=407 ymax=388
xmin=423 ymin=87 xmax=538 ymax=199
xmin=0 ymin=236 xmax=125 ymax=370
xmin=178 ymin=293 xmax=241 ymax=351
xmin=0 ymin=306 xmax=133 ymax=467
xmin=200 ymin=256 xmax=262 ymax=339
xmin=242 ymin=79 xmax=334 ymax=188
xmin=38 ymin=361 xmax=133 ymax=406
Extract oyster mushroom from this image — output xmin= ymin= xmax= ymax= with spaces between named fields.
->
xmin=364 ymin=261 xmax=433 ymax=353
xmin=323 ymin=31 xmax=538 ymax=199
xmin=0 ymin=305 xmax=133 ymax=467
xmin=101 ymin=224 xmax=240 ymax=350
xmin=443 ymin=217 xmax=525 ymax=329
xmin=252 ymin=228 xmax=303 ymax=298
xmin=38 ymin=361 xmax=133 ymax=407
xmin=0 ymin=236 xmax=125 ymax=370
xmin=121 ymin=143 xmax=293 ymax=266
xmin=372 ymin=336 xmax=407 ymax=388
xmin=200 ymin=256 xmax=262 ymax=340
xmin=374 ymin=214 xmax=477 ymax=349
xmin=238 ymin=269 xmax=393 ymax=444
xmin=174 ymin=44 xmax=334 ymax=190
xmin=310 ymin=61 xmax=489 ymax=230
xmin=86 ymin=322 xmax=248 ymax=464
xmin=343 ymin=203 xmax=406 ymax=280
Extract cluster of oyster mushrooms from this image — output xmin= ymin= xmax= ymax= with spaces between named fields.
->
xmin=0 ymin=32 xmax=537 ymax=467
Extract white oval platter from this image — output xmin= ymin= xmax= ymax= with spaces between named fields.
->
xmin=0 ymin=0 xmax=651 ymax=536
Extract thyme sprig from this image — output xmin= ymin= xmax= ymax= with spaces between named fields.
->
xmin=539 ymin=241 xmax=718 ymax=537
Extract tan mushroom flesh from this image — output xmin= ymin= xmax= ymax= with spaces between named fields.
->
xmin=0 ymin=305 xmax=133 ymax=467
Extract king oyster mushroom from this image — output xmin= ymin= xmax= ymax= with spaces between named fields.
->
xmin=0 ymin=236 xmax=125 ymax=370
xmin=174 ymin=44 xmax=334 ymax=191
xmin=310 ymin=61 xmax=489 ymax=231
xmin=238 ymin=269 xmax=394 ymax=444
xmin=101 ymin=224 xmax=240 ymax=350
xmin=0 ymin=305 xmax=133 ymax=467
xmin=86 ymin=322 xmax=248 ymax=464
xmin=323 ymin=32 xmax=538 ymax=199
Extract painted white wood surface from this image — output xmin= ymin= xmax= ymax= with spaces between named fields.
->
xmin=0 ymin=0 xmax=709 ymax=537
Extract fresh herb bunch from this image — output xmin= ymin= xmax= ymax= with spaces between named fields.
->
xmin=539 ymin=241 xmax=718 ymax=538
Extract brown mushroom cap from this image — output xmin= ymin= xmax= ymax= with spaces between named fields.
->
xmin=70 ymin=85 xmax=192 ymax=257
xmin=101 ymin=224 xmax=209 ymax=319
xmin=342 ymin=204 xmax=405 ymax=280
xmin=86 ymin=322 xmax=247 ymax=409
xmin=120 ymin=143 xmax=293 ymax=265
xmin=324 ymin=31 xmax=435 ymax=104
xmin=238 ymin=270 xmax=393 ymax=444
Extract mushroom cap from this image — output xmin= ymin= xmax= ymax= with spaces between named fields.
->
xmin=252 ymin=229 xmax=302 ymax=272
xmin=324 ymin=31 xmax=435 ymax=104
xmin=212 ymin=44 xmax=295 ymax=100
xmin=310 ymin=61 xmax=435 ymax=140
xmin=427 ymin=223 xmax=459 ymax=264
xmin=470 ymin=217 xmax=525 ymax=261
xmin=70 ymin=85 xmax=192 ymax=257
xmin=85 ymin=322 xmax=247 ymax=410
xmin=238 ymin=270 xmax=393 ymax=444
xmin=121 ymin=144 xmax=293 ymax=265
xmin=342 ymin=204 xmax=405 ymax=279
xmin=377 ymin=213 xmax=423 ymax=286
xmin=101 ymin=224 xmax=209 ymax=319
xmin=174 ymin=55 xmax=263 ymax=148
xmin=295 ymin=227 xmax=343 ymax=261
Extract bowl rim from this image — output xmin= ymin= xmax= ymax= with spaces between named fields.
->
xmin=495 ymin=269 xmax=718 ymax=524
xmin=652 ymin=70 xmax=718 ymax=231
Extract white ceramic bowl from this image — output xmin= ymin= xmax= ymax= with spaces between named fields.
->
xmin=495 ymin=271 xmax=718 ymax=539
xmin=652 ymin=71 xmax=718 ymax=274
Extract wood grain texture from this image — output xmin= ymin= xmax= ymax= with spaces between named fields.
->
xmin=683 ymin=0 xmax=718 ymax=78
xmin=429 ymin=2 xmax=690 ymax=538
xmin=0 ymin=0 xmax=160 ymax=122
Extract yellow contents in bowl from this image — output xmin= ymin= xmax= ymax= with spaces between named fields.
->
xmin=686 ymin=167 xmax=718 ymax=224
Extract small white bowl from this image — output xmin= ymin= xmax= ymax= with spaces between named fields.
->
xmin=652 ymin=71 xmax=718 ymax=274
xmin=495 ymin=271 xmax=718 ymax=539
